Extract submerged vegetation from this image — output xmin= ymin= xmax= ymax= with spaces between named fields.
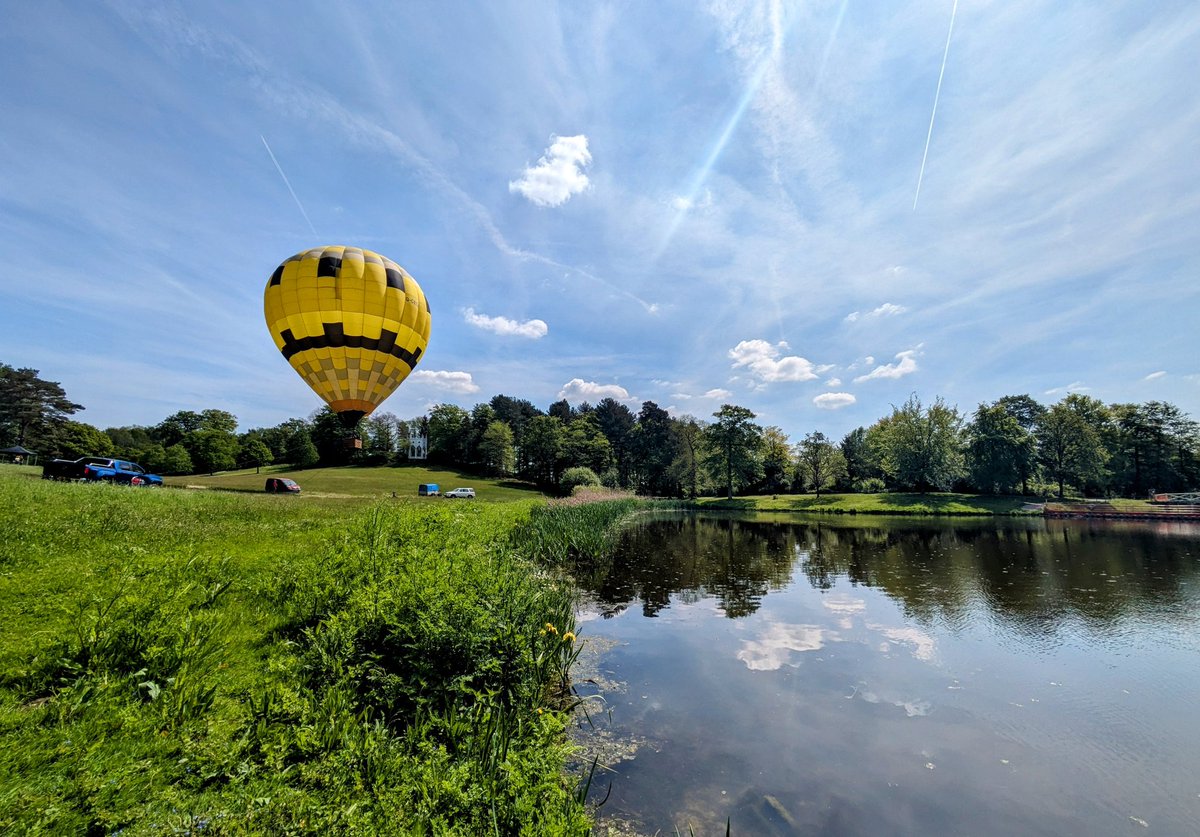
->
xmin=0 ymin=469 xmax=639 ymax=834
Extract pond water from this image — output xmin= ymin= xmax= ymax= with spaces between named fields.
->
xmin=573 ymin=513 xmax=1200 ymax=836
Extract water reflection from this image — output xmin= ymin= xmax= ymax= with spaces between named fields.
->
xmin=576 ymin=514 xmax=1200 ymax=836
xmin=583 ymin=515 xmax=1200 ymax=638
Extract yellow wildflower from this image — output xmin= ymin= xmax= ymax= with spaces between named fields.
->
xmin=563 ymin=631 xmax=576 ymax=643
xmin=544 ymin=623 xmax=558 ymax=635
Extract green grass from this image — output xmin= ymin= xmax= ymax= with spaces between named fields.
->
xmin=164 ymin=463 xmax=545 ymax=502
xmin=694 ymin=491 xmax=1037 ymax=516
xmin=0 ymin=466 xmax=627 ymax=834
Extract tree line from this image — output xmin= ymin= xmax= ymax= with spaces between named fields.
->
xmin=2 ymin=362 xmax=1197 ymax=498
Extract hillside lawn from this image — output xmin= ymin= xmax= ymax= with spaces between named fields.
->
xmin=165 ymin=463 xmax=545 ymax=502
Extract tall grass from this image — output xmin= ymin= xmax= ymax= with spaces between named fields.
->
xmin=510 ymin=498 xmax=642 ymax=565
xmin=0 ymin=471 xmax=610 ymax=834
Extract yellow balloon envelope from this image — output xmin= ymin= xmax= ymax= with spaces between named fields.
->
xmin=264 ymin=245 xmax=431 ymax=427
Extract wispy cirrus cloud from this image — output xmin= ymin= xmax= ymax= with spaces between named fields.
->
xmin=853 ymin=350 xmax=919 ymax=383
xmin=845 ymin=302 xmax=907 ymax=323
xmin=462 ymin=308 xmax=548 ymax=339
xmin=1044 ymin=381 xmax=1089 ymax=396
xmin=729 ymin=340 xmax=822 ymax=384
xmin=410 ymin=370 xmax=480 ymax=394
xmin=814 ymin=392 xmax=856 ymax=410
xmin=1143 ymin=370 xmax=1167 ymax=381
xmin=509 ymin=135 xmax=592 ymax=207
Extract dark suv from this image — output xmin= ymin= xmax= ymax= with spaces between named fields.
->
xmin=265 ymin=477 xmax=301 ymax=494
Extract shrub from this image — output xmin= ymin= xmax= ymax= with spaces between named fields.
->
xmin=559 ymin=466 xmax=601 ymax=496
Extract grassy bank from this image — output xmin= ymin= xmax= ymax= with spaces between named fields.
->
xmin=694 ymin=492 xmax=1037 ymax=516
xmin=0 ymin=468 xmax=636 ymax=834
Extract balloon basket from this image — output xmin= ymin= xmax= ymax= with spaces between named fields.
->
xmin=344 ymin=436 xmax=363 ymax=451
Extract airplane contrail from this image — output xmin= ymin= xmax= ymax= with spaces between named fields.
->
xmin=913 ymin=0 xmax=959 ymax=210
xmin=260 ymin=135 xmax=318 ymax=236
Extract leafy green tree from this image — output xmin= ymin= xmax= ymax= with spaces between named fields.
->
xmin=187 ymin=429 xmax=239 ymax=474
xmin=478 ymin=421 xmax=516 ymax=476
xmin=522 ymin=415 xmax=563 ymax=488
xmin=359 ymin=412 xmax=398 ymax=465
xmin=1063 ymin=394 xmax=1114 ymax=495
xmin=995 ymin=395 xmax=1044 ymax=494
xmin=153 ymin=410 xmax=205 ymax=447
xmin=286 ymin=431 xmax=319 ymax=469
xmin=561 ymin=413 xmax=612 ymax=476
xmin=839 ymin=427 xmax=875 ymax=491
xmin=104 ymin=425 xmax=155 ymax=460
xmin=795 ymin=431 xmax=844 ymax=497
xmin=702 ymin=404 xmax=763 ymax=499
xmin=427 ymin=403 xmax=471 ymax=466
xmin=759 ymin=426 xmax=793 ymax=493
xmin=160 ymin=443 xmax=193 ymax=475
xmin=593 ymin=398 xmax=636 ymax=487
xmin=0 ymin=364 xmax=84 ymax=448
xmin=257 ymin=418 xmax=311 ymax=462
xmin=489 ymin=395 xmax=542 ymax=472
xmin=308 ymin=407 xmax=362 ymax=466
xmin=1037 ymin=401 xmax=1108 ymax=498
xmin=51 ymin=420 xmax=114 ymax=460
xmin=1111 ymin=401 xmax=1200 ymax=495
xmin=242 ymin=439 xmax=274 ymax=473
xmin=630 ymin=402 xmax=676 ymax=495
xmin=668 ymin=416 xmax=705 ymax=499
xmin=966 ymin=403 xmax=1030 ymax=494
xmin=871 ymin=395 xmax=964 ymax=492
xmin=547 ymin=399 xmax=575 ymax=422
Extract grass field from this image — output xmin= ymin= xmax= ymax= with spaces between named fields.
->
xmin=694 ymin=491 xmax=1039 ymax=515
xmin=164 ymin=462 xmax=546 ymax=502
xmin=0 ymin=465 xmax=635 ymax=834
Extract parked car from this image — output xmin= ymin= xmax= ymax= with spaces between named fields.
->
xmin=265 ymin=477 xmax=301 ymax=494
xmin=444 ymin=487 xmax=475 ymax=499
xmin=42 ymin=457 xmax=163 ymax=486
xmin=418 ymin=483 xmax=440 ymax=496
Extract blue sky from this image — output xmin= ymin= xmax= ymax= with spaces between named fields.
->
xmin=2 ymin=0 xmax=1197 ymax=440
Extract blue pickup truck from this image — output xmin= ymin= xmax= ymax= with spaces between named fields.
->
xmin=42 ymin=456 xmax=164 ymax=486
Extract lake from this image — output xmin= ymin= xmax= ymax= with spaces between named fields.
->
xmin=574 ymin=513 xmax=1200 ymax=836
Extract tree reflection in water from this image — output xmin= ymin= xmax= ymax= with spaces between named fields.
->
xmin=574 ymin=513 xmax=1200 ymax=639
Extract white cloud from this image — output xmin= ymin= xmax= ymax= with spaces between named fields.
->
xmin=853 ymin=350 xmax=919 ymax=383
xmin=410 ymin=370 xmax=480 ymax=393
xmin=509 ymin=134 xmax=592 ymax=207
xmin=737 ymin=622 xmax=829 ymax=671
xmin=558 ymin=378 xmax=632 ymax=403
xmin=845 ymin=302 xmax=906 ymax=323
xmin=670 ymin=189 xmax=713 ymax=212
xmin=462 ymin=307 xmax=548 ymax=339
xmin=1044 ymin=381 xmax=1090 ymax=396
xmin=1143 ymin=370 xmax=1167 ymax=381
xmin=728 ymin=339 xmax=820 ymax=384
xmin=703 ymin=388 xmax=733 ymax=400
xmin=825 ymin=377 xmax=841 ymax=387
xmin=814 ymin=392 xmax=856 ymax=410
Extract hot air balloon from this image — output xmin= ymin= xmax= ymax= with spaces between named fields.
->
xmin=264 ymin=245 xmax=431 ymax=435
